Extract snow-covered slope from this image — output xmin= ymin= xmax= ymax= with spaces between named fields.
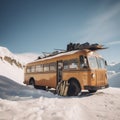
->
xmin=0 ymin=60 xmax=24 ymax=84
xmin=0 ymin=46 xmax=23 ymax=84
xmin=0 ymin=76 xmax=120 ymax=120
xmin=0 ymin=47 xmax=17 ymax=59
xmin=0 ymin=46 xmax=39 ymax=64
xmin=0 ymin=75 xmax=55 ymax=100
xmin=0 ymin=46 xmax=39 ymax=84
xmin=16 ymin=53 xmax=40 ymax=64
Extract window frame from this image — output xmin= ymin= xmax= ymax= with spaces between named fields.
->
xmin=63 ymin=58 xmax=79 ymax=70
xmin=43 ymin=64 xmax=50 ymax=72
xmin=36 ymin=64 xmax=44 ymax=72
xmin=49 ymin=62 xmax=56 ymax=71
xmin=88 ymin=56 xmax=98 ymax=69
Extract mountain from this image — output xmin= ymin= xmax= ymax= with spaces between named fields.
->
xmin=16 ymin=53 xmax=40 ymax=64
xmin=107 ymin=63 xmax=120 ymax=73
xmin=109 ymin=72 xmax=120 ymax=88
xmin=0 ymin=46 xmax=23 ymax=68
xmin=107 ymin=62 xmax=120 ymax=88
xmin=0 ymin=46 xmax=39 ymax=84
xmin=0 ymin=46 xmax=40 ymax=65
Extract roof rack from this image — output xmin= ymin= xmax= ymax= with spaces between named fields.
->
xmin=37 ymin=42 xmax=107 ymax=60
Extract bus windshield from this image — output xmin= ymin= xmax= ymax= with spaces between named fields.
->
xmin=88 ymin=56 xmax=106 ymax=69
xmin=88 ymin=56 xmax=98 ymax=69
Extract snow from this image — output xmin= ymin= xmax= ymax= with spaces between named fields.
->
xmin=0 ymin=77 xmax=120 ymax=120
xmin=0 ymin=46 xmax=120 ymax=120
xmin=0 ymin=60 xmax=24 ymax=84
xmin=0 ymin=47 xmax=15 ymax=58
xmin=0 ymin=76 xmax=55 ymax=100
xmin=35 ymin=50 xmax=80 ymax=62
xmin=0 ymin=46 xmax=39 ymax=84
xmin=0 ymin=46 xmax=39 ymax=65
xmin=16 ymin=53 xmax=40 ymax=64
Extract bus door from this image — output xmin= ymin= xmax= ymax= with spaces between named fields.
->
xmin=95 ymin=58 xmax=107 ymax=86
xmin=57 ymin=61 xmax=63 ymax=83
xmin=95 ymin=69 xmax=106 ymax=86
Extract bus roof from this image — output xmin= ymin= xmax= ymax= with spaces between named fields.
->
xmin=33 ymin=49 xmax=91 ymax=63
xmin=26 ymin=42 xmax=106 ymax=66
xmin=26 ymin=48 xmax=104 ymax=66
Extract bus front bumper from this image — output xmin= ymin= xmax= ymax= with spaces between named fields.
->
xmin=84 ymin=84 xmax=109 ymax=90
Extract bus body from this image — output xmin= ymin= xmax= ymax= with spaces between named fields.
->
xmin=24 ymin=49 xmax=109 ymax=96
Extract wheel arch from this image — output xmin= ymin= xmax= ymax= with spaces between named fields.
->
xmin=68 ymin=77 xmax=81 ymax=89
xmin=29 ymin=77 xmax=35 ymax=85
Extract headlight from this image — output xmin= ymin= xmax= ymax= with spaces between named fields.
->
xmin=91 ymin=73 xmax=95 ymax=78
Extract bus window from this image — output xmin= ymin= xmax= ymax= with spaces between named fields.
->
xmin=97 ymin=58 xmax=106 ymax=69
xmin=63 ymin=60 xmax=69 ymax=70
xmin=44 ymin=64 xmax=49 ymax=72
xmin=31 ymin=66 xmax=36 ymax=72
xmin=50 ymin=63 xmax=56 ymax=71
xmin=69 ymin=59 xmax=78 ymax=69
xmin=88 ymin=56 xmax=98 ymax=69
xmin=26 ymin=67 xmax=31 ymax=73
xmin=36 ymin=65 xmax=43 ymax=72
xmin=80 ymin=56 xmax=88 ymax=68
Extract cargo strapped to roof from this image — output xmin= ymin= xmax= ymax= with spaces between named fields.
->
xmin=37 ymin=42 xmax=107 ymax=59
xmin=67 ymin=42 xmax=106 ymax=51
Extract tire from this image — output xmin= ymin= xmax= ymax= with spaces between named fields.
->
xmin=35 ymin=86 xmax=46 ymax=90
xmin=29 ymin=78 xmax=35 ymax=87
xmin=88 ymin=90 xmax=97 ymax=93
xmin=67 ymin=80 xmax=81 ymax=96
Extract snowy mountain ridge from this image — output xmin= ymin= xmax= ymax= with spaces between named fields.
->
xmin=107 ymin=62 xmax=120 ymax=88
xmin=0 ymin=46 xmax=15 ymax=58
xmin=16 ymin=53 xmax=40 ymax=64
xmin=107 ymin=63 xmax=120 ymax=73
xmin=0 ymin=46 xmax=40 ymax=65
xmin=0 ymin=46 xmax=39 ymax=84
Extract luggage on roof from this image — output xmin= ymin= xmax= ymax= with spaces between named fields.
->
xmin=67 ymin=42 xmax=106 ymax=51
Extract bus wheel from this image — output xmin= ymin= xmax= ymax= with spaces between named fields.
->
xmin=88 ymin=90 xmax=97 ymax=93
xmin=67 ymin=80 xmax=81 ymax=96
xmin=29 ymin=78 xmax=35 ymax=88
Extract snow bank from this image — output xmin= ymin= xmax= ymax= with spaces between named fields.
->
xmin=0 ymin=76 xmax=94 ymax=120
xmin=0 ymin=86 xmax=120 ymax=120
xmin=0 ymin=75 xmax=55 ymax=100
xmin=0 ymin=60 xmax=24 ymax=84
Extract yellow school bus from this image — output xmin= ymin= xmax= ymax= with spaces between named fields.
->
xmin=24 ymin=44 xmax=109 ymax=96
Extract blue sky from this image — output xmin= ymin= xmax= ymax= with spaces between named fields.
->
xmin=0 ymin=0 xmax=120 ymax=63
